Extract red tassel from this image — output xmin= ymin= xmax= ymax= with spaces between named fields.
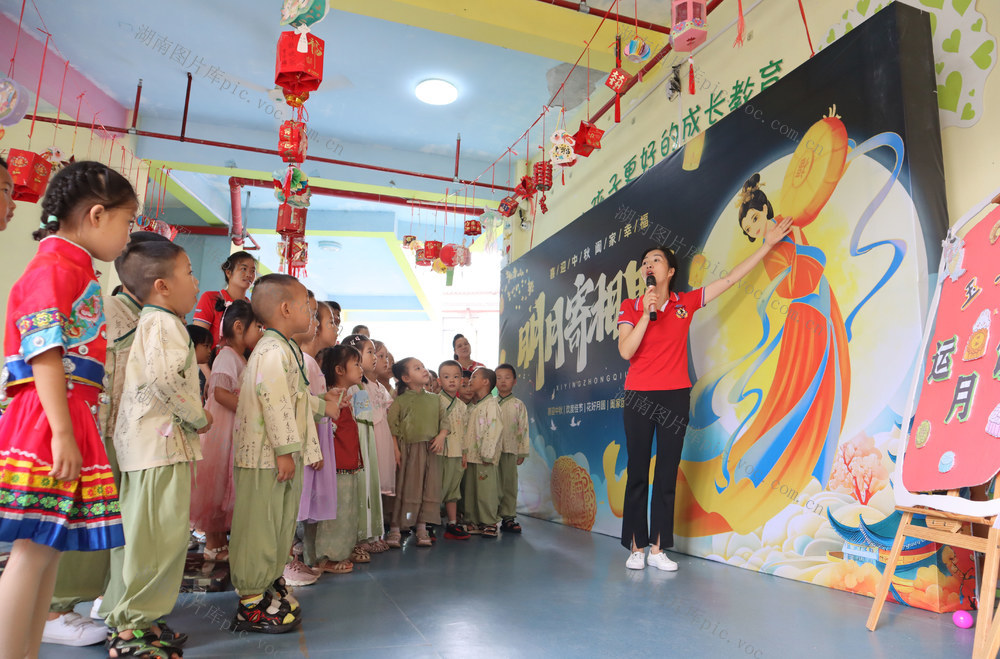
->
xmin=688 ymin=58 xmax=696 ymax=95
xmin=734 ymin=0 xmax=745 ymax=47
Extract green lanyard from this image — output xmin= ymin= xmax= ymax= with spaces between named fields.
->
xmin=265 ymin=328 xmax=309 ymax=388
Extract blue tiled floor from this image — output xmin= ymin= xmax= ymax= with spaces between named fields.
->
xmin=36 ymin=516 xmax=971 ymax=657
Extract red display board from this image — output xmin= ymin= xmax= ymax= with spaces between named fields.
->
xmin=903 ymin=205 xmax=1000 ymax=492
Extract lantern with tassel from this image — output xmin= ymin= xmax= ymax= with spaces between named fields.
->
xmin=605 ymin=68 xmax=630 ymax=94
xmin=6 ymin=149 xmax=53 ymax=203
xmin=533 ymin=160 xmax=552 ymax=191
xmin=439 ymin=243 xmax=460 ymax=268
xmin=572 ymin=121 xmax=604 ymax=157
xmin=287 ymin=235 xmax=308 ymax=277
xmin=670 ymin=0 xmax=708 ymax=51
xmin=276 ymin=203 xmax=307 ymax=236
xmin=498 ymin=195 xmax=520 ymax=217
xmin=514 ymin=175 xmax=536 ymax=200
xmin=539 ymin=195 xmax=548 ymax=214
xmin=278 ymin=120 xmax=308 ymax=163
xmin=550 ymin=129 xmax=577 ymax=167
xmin=0 ymin=76 xmax=29 ymax=126
xmin=402 ymin=234 xmax=417 ymax=249
xmin=423 ymin=240 xmax=442 ymax=260
xmin=275 ymin=31 xmax=324 ymax=106
xmin=464 ymin=218 xmax=482 ymax=237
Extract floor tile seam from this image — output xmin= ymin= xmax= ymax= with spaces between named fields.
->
xmin=362 ymin=568 xmax=443 ymax=657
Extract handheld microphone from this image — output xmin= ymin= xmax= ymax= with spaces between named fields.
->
xmin=645 ymin=274 xmax=657 ymax=321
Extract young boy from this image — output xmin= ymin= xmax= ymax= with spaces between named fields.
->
xmin=495 ymin=364 xmax=529 ymax=534
xmin=43 ymin=233 xmax=172 ymax=648
xmin=186 ymin=324 xmax=213 ymax=400
xmin=458 ymin=370 xmax=475 ymax=404
xmin=229 ymin=275 xmax=340 ymax=634
xmin=105 ymin=241 xmax=213 ymax=657
xmin=462 ymin=368 xmax=503 ymax=537
xmin=437 ymin=361 xmax=470 ymax=540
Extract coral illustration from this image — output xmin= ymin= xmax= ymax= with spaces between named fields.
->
xmin=828 ymin=433 xmax=890 ymax=505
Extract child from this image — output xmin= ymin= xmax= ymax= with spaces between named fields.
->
xmin=0 ymin=161 xmax=133 ymax=658
xmin=371 ymin=340 xmax=397 ymax=532
xmin=341 ymin=334 xmax=383 ymax=559
xmin=306 ymin=345 xmax=364 ymax=575
xmin=190 ymin=300 xmax=262 ymax=563
xmin=351 ymin=324 xmax=370 ymax=337
xmin=426 ymin=370 xmax=441 ymax=394
xmin=438 ymin=360 xmax=470 ymax=540
xmin=0 ymin=155 xmax=15 ymax=230
xmin=106 ymin=240 xmax=213 ymax=656
xmin=463 ymin=368 xmax=503 ymax=537
xmin=458 ymin=370 xmax=475 ymax=404
xmin=44 ymin=232 xmax=172 ymax=648
xmin=229 ymin=275 xmax=340 ymax=634
xmin=192 ymin=251 xmax=257 ymax=349
xmin=385 ymin=358 xmax=449 ymax=548
xmin=297 ymin=301 xmax=341 ymax=580
xmin=376 ymin=348 xmax=395 ymax=398
xmin=186 ymin=324 xmax=213 ymax=400
xmin=495 ymin=364 xmax=530 ymax=534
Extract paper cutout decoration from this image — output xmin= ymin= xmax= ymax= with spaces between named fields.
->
xmin=915 ymin=420 xmax=931 ymax=448
xmin=0 ymin=76 xmax=29 ymax=127
xmin=941 ymin=234 xmax=967 ymax=282
xmin=991 ymin=217 xmax=1000 ymax=244
xmin=963 ymin=309 xmax=991 ymax=361
xmin=625 ymin=37 xmax=652 ymax=63
xmin=987 ymin=404 xmax=1000 ymax=438
xmin=938 ymin=450 xmax=956 ymax=473
xmin=550 ymin=129 xmax=577 ymax=167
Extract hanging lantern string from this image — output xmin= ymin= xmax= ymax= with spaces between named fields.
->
xmin=734 ymin=0 xmax=746 ymax=47
xmin=7 ymin=0 xmax=27 ymax=77
xmin=51 ymin=60 xmax=68 ymax=143
xmin=797 ymin=0 xmax=815 ymax=57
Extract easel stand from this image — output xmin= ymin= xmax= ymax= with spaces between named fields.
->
xmin=867 ymin=500 xmax=1000 ymax=658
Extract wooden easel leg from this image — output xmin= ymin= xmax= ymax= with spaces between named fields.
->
xmin=978 ymin=525 xmax=1000 ymax=659
xmin=867 ymin=511 xmax=913 ymax=631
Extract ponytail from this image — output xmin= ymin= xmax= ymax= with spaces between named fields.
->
xmin=392 ymin=357 xmax=416 ymax=396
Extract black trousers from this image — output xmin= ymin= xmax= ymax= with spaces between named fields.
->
xmin=620 ymin=388 xmax=690 ymax=551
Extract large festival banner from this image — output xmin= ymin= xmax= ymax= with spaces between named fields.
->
xmin=501 ymin=4 xmax=971 ymax=612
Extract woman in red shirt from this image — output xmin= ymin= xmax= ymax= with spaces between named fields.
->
xmin=193 ymin=251 xmax=257 ymax=349
xmin=617 ymin=218 xmax=791 ymax=572
xmin=452 ymin=334 xmax=484 ymax=372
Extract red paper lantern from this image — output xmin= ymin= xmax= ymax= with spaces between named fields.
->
xmin=403 ymin=234 xmax=417 ymax=249
xmin=605 ymin=67 xmax=630 ymax=93
xmin=572 ymin=121 xmax=605 ymax=157
xmin=424 ymin=240 xmax=442 ymax=260
xmin=514 ymin=175 xmax=537 ymax=200
xmin=275 ymin=31 xmax=325 ymax=102
xmin=498 ymin=196 xmax=519 ymax=217
xmin=464 ymin=219 xmax=482 ymax=236
xmin=278 ymin=120 xmax=308 ymax=163
xmin=415 ymin=248 xmax=432 ymax=266
xmin=276 ymin=203 xmax=307 ymax=236
xmin=533 ymin=160 xmax=553 ymax=191
xmin=439 ymin=243 xmax=460 ymax=267
xmin=7 ymin=149 xmax=53 ymax=203
xmin=670 ymin=0 xmax=709 ymax=52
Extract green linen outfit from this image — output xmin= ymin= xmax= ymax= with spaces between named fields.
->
xmin=497 ymin=394 xmax=530 ymax=521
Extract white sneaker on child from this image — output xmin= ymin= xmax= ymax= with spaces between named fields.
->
xmin=41 ymin=612 xmax=108 ymax=646
xmin=625 ymin=551 xmax=646 ymax=570
xmin=283 ymin=558 xmax=320 ymax=587
xmin=647 ymin=551 xmax=678 ymax=572
xmin=89 ymin=597 xmax=104 ymax=620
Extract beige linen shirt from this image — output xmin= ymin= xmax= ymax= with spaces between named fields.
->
xmin=497 ymin=394 xmax=530 ymax=458
xmin=439 ymin=392 xmax=468 ymax=458
xmin=464 ymin=395 xmax=502 ymax=465
xmin=233 ymin=331 xmax=324 ymax=470
xmin=98 ymin=292 xmax=141 ymax=442
xmin=113 ymin=306 xmax=207 ymax=472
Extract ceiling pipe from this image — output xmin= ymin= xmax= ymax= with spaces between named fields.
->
xmin=229 ymin=177 xmax=485 ymax=216
xmin=21 ymin=114 xmax=516 ymax=193
xmin=534 ymin=0 xmax=674 ymax=34
xmin=587 ymin=0 xmax=725 ymax=125
xmin=229 ymin=179 xmax=245 ymax=246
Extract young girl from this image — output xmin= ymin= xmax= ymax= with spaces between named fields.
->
xmin=370 ymin=341 xmax=398 ymax=496
xmin=385 ymin=358 xmax=449 ymax=548
xmin=298 ymin=302 xmax=341 ymax=568
xmin=190 ymin=300 xmax=262 ymax=561
xmin=192 ymin=251 xmax=257 ymax=349
xmin=307 ymin=345 xmax=364 ymax=574
xmin=0 ymin=161 xmax=135 ymax=658
xmin=341 ymin=334 xmax=384 ymax=558
xmin=376 ymin=348 xmax=395 ymax=399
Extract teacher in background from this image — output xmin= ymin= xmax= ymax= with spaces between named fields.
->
xmin=617 ymin=219 xmax=791 ymax=572
xmin=452 ymin=334 xmax=484 ymax=372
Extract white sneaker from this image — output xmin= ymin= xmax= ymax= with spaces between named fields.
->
xmin=647 ymin=551 xmax=678 ymax=572
xmin=625 ymin=551 xmax=646 ymax=570
xmin=89 ymin=597 xmax=104 ymax=620
xmin=41 ymin=611 xmax=108 ymax=646
xmin=283 ymin=558 xmax=320 ymax=587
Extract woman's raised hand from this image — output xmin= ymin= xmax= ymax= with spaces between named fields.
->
xmin=763 ymin=216 xmax=794 ymax=248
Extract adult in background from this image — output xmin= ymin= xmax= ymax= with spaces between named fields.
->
xmin=452 ymin=334 xmax=484 ymax=373
xmin=192 ymin=251 xmax=257 ymax=349
xmin=617 ymin=220 xmax=791 ymax=572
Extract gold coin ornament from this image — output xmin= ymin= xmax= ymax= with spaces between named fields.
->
xmin=777 ymin=106 xmax=849 ymax=229
xmin=915 ymin=420 xmax=931 ymax=448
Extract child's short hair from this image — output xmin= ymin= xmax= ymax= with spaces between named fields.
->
xmin=250 ymin=274 xmax=301 ymax=324
xmin=462 ymin=370 xmax=473 ymax=380
xmin=119 ymin=240 xmax=186 ymax=301
xmin=318 ymin=344 xmax=361 ymax=388
xmin=351 ymin=324 xmax=369 ymax=335
xmin=438 ymin=359 xmax=461 ymax=374
xmin=475 ymin=367 xmax=497 ymax=391
xmin=35 ymin=161 xmax=137 ymax=241
xmin=186 ymin=324 xmax=213 ymax=348
xmin=114 ymin=231 xmax=172 ymax=296
xmin=495 ymin=363 xmax=517 ymax=379
xmin=222 ymin=299 xmax=256 ymax=341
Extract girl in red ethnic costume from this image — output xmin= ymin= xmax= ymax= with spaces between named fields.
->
xmin=0 ymin=161 xmax=135 ymax=658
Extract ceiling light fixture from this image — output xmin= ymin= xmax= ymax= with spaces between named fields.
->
xmin=318 ymin=240 xmax=342 ymax=252
xmin=415 ymin=79 xmax=458 ymax=105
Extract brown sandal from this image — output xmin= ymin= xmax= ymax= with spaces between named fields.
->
xmin=316 ymin=559 xmax=353 ymax=574
xmin=350 ymin=546 xmax=371 ymax=563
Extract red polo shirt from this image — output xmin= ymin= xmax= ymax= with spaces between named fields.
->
xmin=193 ymin=289 xmax=234 ymax=349
xmin=617 ymin=288 xmax=705 ymax=391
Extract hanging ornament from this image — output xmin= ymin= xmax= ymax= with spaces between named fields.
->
xmin=280 ymin=0 xmax=329 ymax=29
xmin=439 ymin=243 xmax=460 ymax=267
xmin=424 ymin=239 xmax=442 ymax=260
xmin=278 ymin=120 xmax=309 ymax=163
xmin=533 ymin=160 xmax=553 ymax=191
xmin=287 ymin=235 xmax=308 ymax=277
xmin=549 ymin=129 xmax=577 ymax=167
xmin=689 ymin=57 xmax=696 ymax=95
xmin=734 ymin=0 xmax=746 ymax=47
xmin=464 ymin=218 xmax=482 ymax=237
xmin=6 ymin=149 xmax=53 ymax=203
xmin=624 ymin=37 xmax=652 ymax=63
xmin=151 ymin=219 xmax=179 ymax=241
xmin=514 ymin=175 xmax=536 ymax=200
xmin=275 ymin=31 xmax=324 ymax=106
xmin=670 ymin=0 xmax=709 ymax=52
xmin=414 ymin=248 xmax=432 ymax=267
xmin=402 ymin=234 xmax=418 ymax=249
xmin=432 ymin=258 xmax=448 ymax=274
xmin=276 ymin=202 xmax=307 ymax=236
xmin=539 ymin=194 xmax=548 ymax=214
xmin=273 ymin=165 xmax=311 ymax=207
xmin=498 ymin=195 xmax=520 ymax=217
xmin=572 ymin=121 xmax=604 ymax=157
xmin=605 ymin=67 xmax=630 ymax=94
xmin=0 ymin=76 xmax=30 ymax=127
xmin=41 ymin=147 xmax=73 ymax=173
